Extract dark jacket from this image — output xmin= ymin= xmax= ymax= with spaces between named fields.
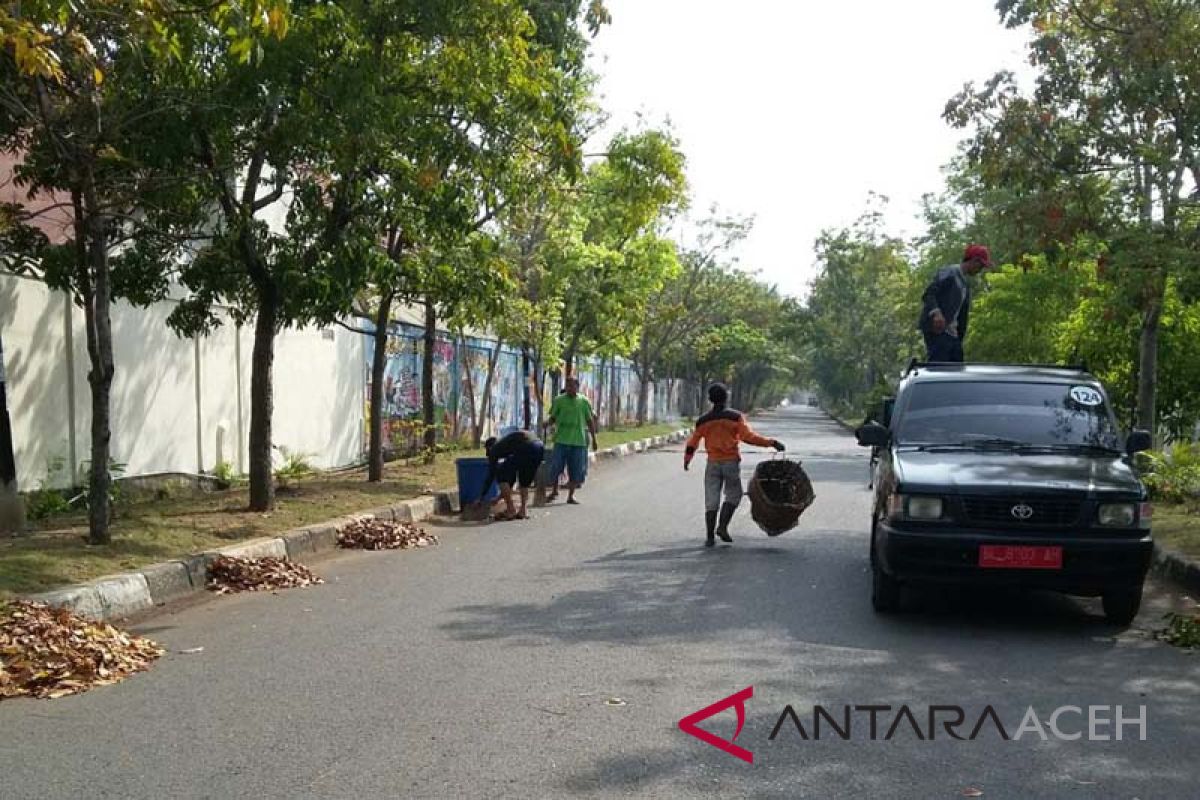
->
xmin=917 ymin=265 xmax=971 ymax=340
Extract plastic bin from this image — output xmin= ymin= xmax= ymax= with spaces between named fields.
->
xmin=456 ymin=457 xmax=500 ymax=508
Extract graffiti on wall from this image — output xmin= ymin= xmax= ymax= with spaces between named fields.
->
xmin=364 ymin=318 xmax=687 ymax=457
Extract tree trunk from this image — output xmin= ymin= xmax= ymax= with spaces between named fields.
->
xmin=422 ymin=298 xmax=437 ymax=462
xmin=595 ymin=355 xmax=607 ymax=431
xmin=0 ymin=376 xmax=21 ymax=534
xmin=473 ymin=336 xmax=503 ymax=447
xmin=1137 ymin=298 xmax=1162 ymax=437
xmin=368 ymin=289 xmax=395 ymax=482
xmin=607 ymin=360 xmax=619 ymax=429
xmin=521 ymin=347 xmax=532 ymax=430
xmin=248 ymin=285 xmax=279 ymax=511
xmin=635 ymin=364 xmax=651 ymax=426
xmin=76 ymin=184 xmax=116 ymax=544
xmin=460 ymin=333 xmax=480 ymax=447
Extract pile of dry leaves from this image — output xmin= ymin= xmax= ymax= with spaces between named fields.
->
xmin=0 ymin=602 xmax=163 ymax=700
xmin=206 ymin=555 xmax=324 ymax=594
xmin=337 ymin=519 xmax=440 ymax=551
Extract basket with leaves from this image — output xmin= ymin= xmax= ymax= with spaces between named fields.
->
xmin=747 ymin=457 xmax=815 ymax=536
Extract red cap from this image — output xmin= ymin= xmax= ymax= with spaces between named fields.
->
xmin=964 ymin=244 xmax=993 ymax=268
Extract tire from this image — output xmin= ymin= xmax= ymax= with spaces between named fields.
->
xmin=1101 ymin=585 xmax=1143 ymax=626
xmin=872 ymin=560 xmax=901 ymax=613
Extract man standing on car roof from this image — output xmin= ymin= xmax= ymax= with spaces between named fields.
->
xmin=917 ymin=244 xmax=993 ymax=362
xmin=684 ymin=383 xmax=785 ymax=547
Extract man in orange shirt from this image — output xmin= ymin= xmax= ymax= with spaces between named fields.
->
xmin=684 ymin=383 xmax=785 ymax=547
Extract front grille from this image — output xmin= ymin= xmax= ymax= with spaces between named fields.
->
xmin=960 ymin=496 xmax=1083 ymax=528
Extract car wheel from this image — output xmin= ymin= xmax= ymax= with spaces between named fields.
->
xmin=871 ymin=560 xmax=901 ymax=613
xmin=1101 ymin=585 xmax=1143 ymax=626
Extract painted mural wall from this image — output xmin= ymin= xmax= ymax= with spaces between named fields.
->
xmin=363 ymin=319 xmax=689 ymax=456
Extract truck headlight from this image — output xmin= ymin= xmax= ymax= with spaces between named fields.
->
xmin=906 ymin=496 xmax=944 ymax=521
xmin=1098 ymin=503 xmax=1136 ymax=528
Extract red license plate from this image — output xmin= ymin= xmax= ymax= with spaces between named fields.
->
xmin=979 ymin=545 xmax=1063 ymax=570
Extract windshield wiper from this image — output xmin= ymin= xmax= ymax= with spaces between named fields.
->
xmin=956 ymin=436 xmax=1030 ymax=448
xmin=896 ymin=440 xmax=1018 ymax=452
xmin=1020 ymin=442 xmax=1123 ymax=455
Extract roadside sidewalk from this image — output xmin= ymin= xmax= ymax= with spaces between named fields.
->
xmin=22 ymin=429 xmax=692 ymax=621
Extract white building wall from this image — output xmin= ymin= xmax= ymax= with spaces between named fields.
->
xmin=271 ymin=324 xmax=365 ymax=470
xmin=197 ymin=314 xmax=245 ymax=474
xmin=0 ymin=272 xmax=367 ymax=489
xmin=104 ymin=298 xmax=198 ymax=478
xmin=1 ymin=274 xmax=74 ymax=489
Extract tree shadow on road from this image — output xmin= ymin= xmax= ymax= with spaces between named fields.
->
xmin=438 ymin=530 xmax=1200 ymax=797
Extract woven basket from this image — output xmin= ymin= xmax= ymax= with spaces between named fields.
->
xmin=747 ymin=458 xmax=816 ymax=536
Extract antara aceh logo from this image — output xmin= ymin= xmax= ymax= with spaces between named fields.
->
xmin=678 ymin=686 xmax=1148 ymax=764
xmin=677 ymin=685 xmax=755 ymax=764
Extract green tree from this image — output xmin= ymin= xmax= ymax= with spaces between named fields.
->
xmin=162 ymin=0 xmax=587 ymax=506
xmin=0 ymin=0 xmax=287 ymax=543
xmin=630 ymin=214 xmax=750 ymax=424
xmin=558 ymin=128 xmax=689 ymax=371
xmin=803 ymin=203 xmax=918 ymax=414
xmin=946 ymin=0 xmax=1200 ymax=435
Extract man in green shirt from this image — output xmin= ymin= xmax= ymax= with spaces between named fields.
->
xmin=544 ymin=376 xmax=598 ymax=505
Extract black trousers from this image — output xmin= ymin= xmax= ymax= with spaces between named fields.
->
xmin=923 ymin=332 xmax=964 ymax=362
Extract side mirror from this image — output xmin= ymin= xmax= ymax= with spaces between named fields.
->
xmin=1126 ymin=430 xmax=1152 ymax=455
xmin=855 ymin=422 xmax=890 ymax=448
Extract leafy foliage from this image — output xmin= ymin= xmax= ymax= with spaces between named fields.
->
xmin=1140 ymin=444 xmax=1200 ymax=504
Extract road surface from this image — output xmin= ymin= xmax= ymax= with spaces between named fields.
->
xmin=3 ymin=407 xmax=1198 ymax=799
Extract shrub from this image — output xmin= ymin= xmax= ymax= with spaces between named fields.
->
xmin=274 ymin=447 xmax=315 ymax=487
xmin=1140 ymin=443 xmax=1200 ymax=503
xmin=24 ymin=456 xmax=72 ymax=521
xmin=213 ymin=461 xmax=236 ymax=485
xmin=77 ymin=459 xmax=127 ymax=512
xmin=26 ymin=488 xmax=71 ymax=520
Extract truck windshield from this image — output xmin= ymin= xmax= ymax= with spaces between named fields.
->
xmin=896 ymin=381 xmax=1120 ymax=450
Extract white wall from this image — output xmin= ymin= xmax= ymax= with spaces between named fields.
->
xmin=272 ymin=324 xmax=365 ymax=470
xmin=197 ymin=313 xmax=244 ymax=474
xmin=1 ymin=275 xmax=73 ymax=489
xmin=0 ymin=272 xmax=367 ymax=489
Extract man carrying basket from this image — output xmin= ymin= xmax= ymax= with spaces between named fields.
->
xmin=684 ymin=383 xmax=785 ymax=547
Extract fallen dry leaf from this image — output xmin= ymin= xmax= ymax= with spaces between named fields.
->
xmin=962 ymin=789 xmax=984 ymax=798
xmin=0 ymin=602 xmax=163 ymax=701
xmin=206 ymin=555 xmax=323 ymax=594
xmin=337 ymin=520 xmax=440 ymax=551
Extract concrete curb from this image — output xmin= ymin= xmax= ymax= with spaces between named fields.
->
xmin=1151 ymin=544 xmax=1200 ymax=597
xmin=23 ymin=426 xmax=692 ymax=621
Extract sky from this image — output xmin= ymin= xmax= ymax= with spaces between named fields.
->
xmin=586 ymin=0 xmax=1032 ymax=298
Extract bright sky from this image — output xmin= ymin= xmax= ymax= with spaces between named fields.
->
xmin=587 ymin=0 xmax=1031 ymax=298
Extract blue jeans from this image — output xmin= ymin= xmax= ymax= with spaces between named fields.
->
xmin=549 ymin=444 xmax=588 ymax=486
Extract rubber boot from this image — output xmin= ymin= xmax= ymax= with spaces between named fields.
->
xmin=715 ymin=502 xmax=737 ymax=543
xmin=704 ymin=510 xmax=718 ymax=547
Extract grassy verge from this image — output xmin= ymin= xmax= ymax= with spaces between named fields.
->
xmin=1154 ymin=503 xmax=1200 ymax=561
xmin=595 ymin=422 xmax=684 ymax=450
xmin=0 ymin=422 xmax=687 ymax=600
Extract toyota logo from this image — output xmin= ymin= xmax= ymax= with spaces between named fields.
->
xmin=1011 ymin=503 xmax=1035 ymax=520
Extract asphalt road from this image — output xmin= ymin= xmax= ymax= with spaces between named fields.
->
xmin=3 ymin=407 xmax=1198 ymax=799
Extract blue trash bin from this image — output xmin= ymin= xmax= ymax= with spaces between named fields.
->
xmin=456 ymin=457 xmax=500 ymax=508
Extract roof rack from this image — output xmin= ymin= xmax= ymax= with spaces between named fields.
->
xmin=903 ymin=359 xmax=1089 ymax=377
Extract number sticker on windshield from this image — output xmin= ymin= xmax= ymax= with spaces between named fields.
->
xmin=1069 ymin=386 xmax=1103 ymax=406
